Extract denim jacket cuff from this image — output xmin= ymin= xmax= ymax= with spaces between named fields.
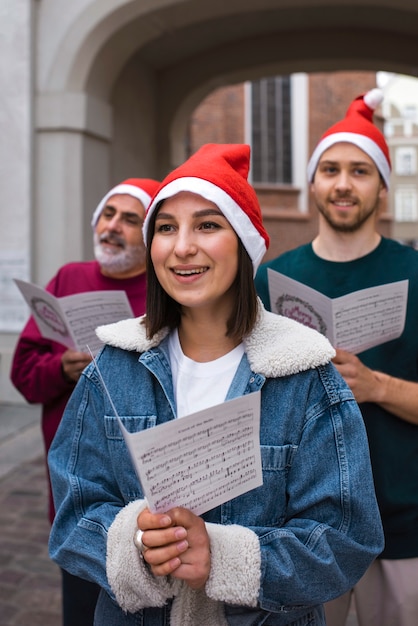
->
xmin=107 ymin=499 xmax=182 ymax=613
xmin=205 ymin=522 xmax=261 ymax=606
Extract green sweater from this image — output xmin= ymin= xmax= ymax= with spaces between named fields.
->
xmin=255 ymin=237 xmax=418 ymax=559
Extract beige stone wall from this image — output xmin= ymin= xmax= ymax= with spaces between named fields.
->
xmin=0 ymin=0 xmax=33 ymax=402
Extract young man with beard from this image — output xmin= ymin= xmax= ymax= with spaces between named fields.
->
xmin=255 ymin=90 xmax=418 ymax=626
xmin=10 ymin=177 xmax=159 ymax=626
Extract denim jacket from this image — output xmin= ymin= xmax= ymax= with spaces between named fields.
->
xmin=48 ymin=303 xmax=384 ymax=626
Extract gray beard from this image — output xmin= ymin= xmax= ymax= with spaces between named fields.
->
xmin=94 ymin=240 xmax=146 ymax=275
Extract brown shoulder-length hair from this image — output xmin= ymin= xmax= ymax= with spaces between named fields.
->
xmin=143 ymin=201 xmax=259 ymax=341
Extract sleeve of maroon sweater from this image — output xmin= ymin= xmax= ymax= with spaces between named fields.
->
xmin=10 ymin=274 xmax=75 ymax=405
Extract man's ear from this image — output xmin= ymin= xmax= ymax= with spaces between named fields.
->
xmin=379 ymin=179 xmax=388 ymax=199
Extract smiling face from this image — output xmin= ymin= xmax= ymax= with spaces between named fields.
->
xmin=311 ymin=142 xmax=387 ymax=233
xmin=150 ymin=191 xmax=239 ymax=316
xmin=94 ymin=193 xmax=146 ymax=278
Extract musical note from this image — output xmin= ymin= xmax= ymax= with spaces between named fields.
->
xmin=14 ymin=279 xmax=134 ymax=353
xmin=268 ymin=270 xmax=408 ymax=354
xmin=120 ymin=392 xmax=263 ymax=515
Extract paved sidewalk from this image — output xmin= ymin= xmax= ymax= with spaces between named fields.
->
xmin=0 ymin=403 xmax=43 ymax=479
xmin=0 ymin=455 xmax=62 ymax=625
xmin=0 ymin=404 xmax=62 ymax=625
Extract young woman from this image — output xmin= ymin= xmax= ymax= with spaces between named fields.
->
xmin=48 ymin=144 xmax=383 ymax=626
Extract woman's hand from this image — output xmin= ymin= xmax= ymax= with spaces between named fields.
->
xmin=137 ymin=507 xmax=211 ymax=589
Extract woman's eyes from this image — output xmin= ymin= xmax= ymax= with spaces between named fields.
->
xmin=155 ymin=223 xmax=174 ymax=232
xmin=155 ymin=221 xmax=222 ymax=232
xmin=199 ymin=221 xmax=221 ymax=230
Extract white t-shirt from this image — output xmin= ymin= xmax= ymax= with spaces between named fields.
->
xmin=168 ymin=329 xmax=244 ymax=418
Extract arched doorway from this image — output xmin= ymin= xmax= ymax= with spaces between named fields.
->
xmin=35 ymin=0 xmax=418 ymax=279
xmin=3 ymin=0 xmax=418 ymax=401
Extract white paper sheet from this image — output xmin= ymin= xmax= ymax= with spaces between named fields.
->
xmin=267 ymin=269 xmax=408 ymax=354
xmin=14 ymin=279 xmax=134 ymax=353
xmin=118 ymin=392 xmax=263 ymax=515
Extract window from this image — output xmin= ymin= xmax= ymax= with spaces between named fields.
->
xmin=251 ymin=76 xmax=292 ymax=184
xmin=402 ymin=105 xmax=417 ymax=121
xmin=395 ymin=147 xmax=416 ymax=176
xmin=395 ymin=188 xmax=418 ymax=221
xmin=384 ymin=121 xmax=394 ymax=138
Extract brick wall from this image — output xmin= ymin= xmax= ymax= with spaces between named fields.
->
xmin=188 ymin=84 xmax=246 ymax=151
xmin=189 ymin=71 xmax=391 ymax=261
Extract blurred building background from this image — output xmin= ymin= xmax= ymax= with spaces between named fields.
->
xmin=2 ymin=1 xmax=418 ymax=403
xmin=380 ymin=73 xmax=418 ymax=247
xmin=188 ymin=70 xmax=388 ymax=258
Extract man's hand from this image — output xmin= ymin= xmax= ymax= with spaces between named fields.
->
xmin=332 ymin=348 xmax=382 ymax=404
xmin=137 ymin=507 xmax=211 ymax=590
xmin=333 ymin=348 xmax=418 ymax=425
xmin=61 ymin=349 xmax=92 ymax=383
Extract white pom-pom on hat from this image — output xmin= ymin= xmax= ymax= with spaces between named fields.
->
xmin=364 ymin=88 xmax=384 ymax=110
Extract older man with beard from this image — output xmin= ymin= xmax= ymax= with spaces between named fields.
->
xmin=10 ymin=177 xmax=159 ymax=626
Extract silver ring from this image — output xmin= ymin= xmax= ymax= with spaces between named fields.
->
xmin=133 ymin=529 xmax=147 ymax=552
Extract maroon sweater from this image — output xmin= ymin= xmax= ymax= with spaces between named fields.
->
xmin=11 ymin=260 xmax=146 ymax=522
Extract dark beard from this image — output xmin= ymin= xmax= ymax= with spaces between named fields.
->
xmin=317 ymin=201 xmax=378 ymax=233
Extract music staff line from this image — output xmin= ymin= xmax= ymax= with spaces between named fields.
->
xmin=144 ymin=438 xmax=256 ymax=482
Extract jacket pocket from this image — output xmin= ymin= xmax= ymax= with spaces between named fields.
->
xmin=104 ymin=414 xmax=157 ymax=501
xmin=222 ymin=444 xmax=298 ymax=527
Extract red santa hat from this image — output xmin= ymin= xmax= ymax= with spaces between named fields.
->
xmin=143 ymin=143 xmax=270 ymax=275
xmin=91 ymin=178 xmax=160 ymax=228
xmin=307 ymin=88 xmax=391 ymax=189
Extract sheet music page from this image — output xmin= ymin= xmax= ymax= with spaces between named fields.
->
xmin=267 ymin=270 xmax=408 ymax=353
xmin=59 ymin=290 xmax=133 ymax=353
xmin=14 ymin=279 xmax=76 ymax=349
xmin=332 ymin=280 xmax=408 ymax=353
xmin=14 ymin=279 xmax=133 ymax=353
xmin=118 ymin=391 xmax=263 ymax=516
xmin=267 ymin=269 xmax=335 ymax=341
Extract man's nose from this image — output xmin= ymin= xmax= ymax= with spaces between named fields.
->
xmin=334 ymin=171 xmax=352 ymax=190
xmin=107 ymin=214 xmax=123 ymax=231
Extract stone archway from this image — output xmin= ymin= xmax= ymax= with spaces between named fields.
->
xmin=35 ymin=0 xmax=418 ymax=281
xmin=3 ymin=0 xmax=418 ymax=402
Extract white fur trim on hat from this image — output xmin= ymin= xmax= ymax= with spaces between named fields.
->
xmin=307 ymin=132 xmax=391 ymax=190
xmin=91 ymin=184 xmax=152 ymax=228
xmin=143 ymin=177 xmax=267 ymax=275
